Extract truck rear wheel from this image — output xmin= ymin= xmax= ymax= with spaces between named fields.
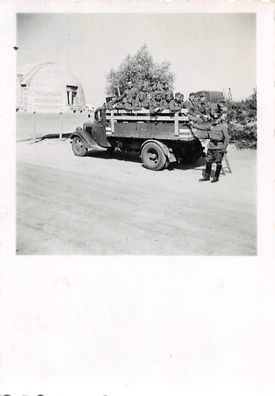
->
xmin=141 ymin=142 xmax=167 ymax=171
xmin=71 ymin=136 xmax=88 ymax=157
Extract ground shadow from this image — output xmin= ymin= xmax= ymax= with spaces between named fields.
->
xmin=33 ymin=136 xmax=207 ymax=172
xmin=86 ymin=148 xmax=141 ymax=163
xmin=86 ymin=147 xmax=208 ymax=172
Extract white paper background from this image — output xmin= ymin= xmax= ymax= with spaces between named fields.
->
xmin=0 ymin=1 xmax=275 ymax=396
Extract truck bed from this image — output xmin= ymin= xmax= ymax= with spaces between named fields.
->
xmin=105 ymin=109 xmax=196 ymax=141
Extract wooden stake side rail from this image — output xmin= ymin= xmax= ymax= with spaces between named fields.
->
xmin=105 ymin=110 xmax=195 ymax=139
xmin=106 ymin=111 xmax=189 ymax=123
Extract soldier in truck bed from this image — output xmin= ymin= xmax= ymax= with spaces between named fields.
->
xmin=162 ymin=81 xmax=174 ymax=101
xmin=169 ymin=92 xmax=185 ymax=112
xmin=149 ymin=91 xmax=166 ymax=113
xmin=148 ymin=78 xmax=164 ymax=101
xmin=196 ymin=92 xmax=212 ymax=122
xmin=148 ymin=80 xmax=157 ymax=100
xmin=123 ymin=90 xmax=139 ymax=111
xmin=216 ymin=99 xmax=227 ymax=117
xmin=140 ymin=82 xmax=150 ymax=102
xmin=118 ymin=80 xmax=138 ymax=103
xmin=106 ymin=95 xmax=116 ymax=110
xmin=185 ymin=92 xmax=201 ymax=121
xmin=107 ymin=94 xmax=124 ymax=110
xmin=195 ymin=113 xmax=230 ymax=183
xmin=136 ymin=91 xmax=150 ymax=110
xmin=210 ymin=99 xmax=227 ymax=125
xmin=162 ymin=92 xmax=174 ymax=109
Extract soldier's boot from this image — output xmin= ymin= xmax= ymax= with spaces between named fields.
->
xmin=199 ymin=162 xmax=211 ymax=181
xmin=211 ymin=163 xmax=222 ymax=183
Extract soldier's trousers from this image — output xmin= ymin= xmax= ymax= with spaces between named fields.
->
xmin=206 ymin=149 xmax=224 ymax=164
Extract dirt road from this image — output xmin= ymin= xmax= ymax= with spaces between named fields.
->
xmin=16 ymin=139 xmax=256 ymax=255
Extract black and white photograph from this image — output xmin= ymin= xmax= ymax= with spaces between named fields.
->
xmin=0 ymin=2 xmax=275 ymax=396
xmin=15 ymin=12 xmax=258 ymax=255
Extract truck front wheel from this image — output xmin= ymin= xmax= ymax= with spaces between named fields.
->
xmin=71 ymin=136 xmax=88 ymax=157
xmin=141 ymin=142 xmax=167 ymax=171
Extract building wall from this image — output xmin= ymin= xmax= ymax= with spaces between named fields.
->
xmin=17 ymin=63 xmax=86 ymax=113
xmin=16 ymin=110 xmax=94 ymax=140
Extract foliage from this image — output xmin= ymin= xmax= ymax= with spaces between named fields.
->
xmin=227 ymin=89 xmax=257 ymax=149
xmin=106 ymin=44 xmax=175 ymax=95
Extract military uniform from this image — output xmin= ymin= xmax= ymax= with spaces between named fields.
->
xmin=197 ymin=101 xmax=211 ymax=114
xmin=149 ymin=94 xmax=166 ymax=113
xmin=162 ymin=87 xmax=174 ymax=101
xmin=210 ymin=101 xmax=227 ymax=125
xmin=107 ymin=96 xmax=122 ymax=110
xmin=185 ymin=98 xmax=200 ymax=121
xmin=123 ymin=97 xmax=139 ymax=111
xmin=196 ymin=119 xmax=230 ymax=182
xmin=139 ymin=87 xmax=150 ymax=102
xmin=162 ymin=96 xmax=173 ymax=110
xmin=169 ymin=93 xmax=185 ymax=112
xmin=169 ymin=99 xmax=182 ymax=112
xmin=148 ymin=82 xmax=157 ymax=98
xmin=192 ymin=94 xmax=212 ymax=124
xmin=118 ymin=86 xmax=138 ymax=103
xmin=136 ymin=92 xmax=150 ymax=109
xmin=136 ymin=99 xmax=150 ymax=110
xmin=115 ymin=101 xmax=125 ymax=110
xmin=197 ymin=101 xmax=211 ymax=118
xmin=107 ymin=100 xmax=116 ymax=111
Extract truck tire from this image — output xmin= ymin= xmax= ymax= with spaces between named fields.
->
xmin=141 ymin=142 xmax=167 ymax=171
xmin=71 ymin=136 xmax=88 ymax=157
xmin=106 ymin=146 xmax=115 ymax=154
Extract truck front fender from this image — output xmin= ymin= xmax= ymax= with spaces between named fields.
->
xmin=83 ymin=122 xmax=112 ymax=149
xmin=70 ymin=126 xmax=98 ymax=149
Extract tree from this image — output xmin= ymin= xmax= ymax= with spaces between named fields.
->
xmin=105 ymin=44 xmax=175 ymax=96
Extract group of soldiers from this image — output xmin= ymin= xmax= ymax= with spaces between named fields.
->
xmin=107 ymin=80 xmax=227 ymax=123
xmin=107 ymin=80 xmax=230 ymax=183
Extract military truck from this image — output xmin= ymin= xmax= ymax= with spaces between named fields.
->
xmin=70 ymin=106 xmax=204 ymax=171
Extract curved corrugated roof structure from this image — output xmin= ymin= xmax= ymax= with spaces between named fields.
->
xmin=17 ymin=62 xmax=86 ymax=113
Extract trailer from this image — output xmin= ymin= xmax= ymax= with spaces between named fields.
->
xmin=70 ymin=106 xmax=204 ymax=171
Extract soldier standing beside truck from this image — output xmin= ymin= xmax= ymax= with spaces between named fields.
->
xmin=196 ymin=113 xmax=230 ymax=183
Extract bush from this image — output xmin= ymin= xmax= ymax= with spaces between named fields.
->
xmin=228 ymin=90 xmax=257 ymax=149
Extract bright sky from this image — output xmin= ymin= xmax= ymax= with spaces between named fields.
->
xmin=17 ymin=13 xmax=256 ymax=105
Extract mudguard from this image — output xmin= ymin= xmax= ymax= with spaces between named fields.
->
xmin=140 ymin=139 xmax=177 ymax=163
xmin=83 ymin=122 xmax=112 ymax=148
xmin=71 ymin=126 xmax=99 ymax=149
xmin=71 ymin=122 xmax=112 ymax=149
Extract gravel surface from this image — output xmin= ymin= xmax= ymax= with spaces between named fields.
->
xmin=16 ymin=139 xmax=256 ymax=255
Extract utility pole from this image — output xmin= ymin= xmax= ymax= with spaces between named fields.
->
xmin=228 ymin=87 xmax=232 ymax=102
